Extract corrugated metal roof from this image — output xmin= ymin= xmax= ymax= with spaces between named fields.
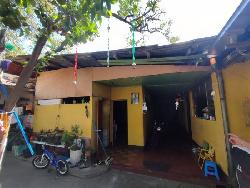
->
xmin=13 ymin=36 xmax=215 ymax=70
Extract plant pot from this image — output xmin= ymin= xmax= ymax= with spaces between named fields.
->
xmin=70 ymin=149 xmax=82 ymax=165
xmin=12 ymin=145 xmax=26 ymax=157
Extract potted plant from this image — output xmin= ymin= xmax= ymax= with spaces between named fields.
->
xmin=69 ymin=143 xmax=82 ymax=165
xmin=68 ymin=125 xmax=83 ymax=165
xmin=61 ymin=131 xmax=74 ymax=147
xmin=12 ymin=134 xmax=26 ymax=157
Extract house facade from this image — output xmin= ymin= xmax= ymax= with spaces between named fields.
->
xmin=34 ymin=61 xmax=250 ymax=176
xmin=33 ymin=64 xmax=210 ymax=146
xmin=28 ymin=1 xmax=250 ymax=181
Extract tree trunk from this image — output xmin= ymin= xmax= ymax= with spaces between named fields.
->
xmin=4 ymin=34 xmax=48 ymax=111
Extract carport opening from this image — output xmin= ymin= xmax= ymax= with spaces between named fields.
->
xmin=108 ymin=72 xmax=214 ymax=182
xmin=145 ymin=90 xmax=192 ymax=149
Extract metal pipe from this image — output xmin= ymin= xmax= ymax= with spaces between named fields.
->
xmin=215 ymin=68 xmax=234 ymax=182
xmin=13 ymin=111 xmax=35 ymax=156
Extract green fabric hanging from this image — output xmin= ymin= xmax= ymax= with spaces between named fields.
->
xmin=5 ymin=42 xmax=15 ymax=51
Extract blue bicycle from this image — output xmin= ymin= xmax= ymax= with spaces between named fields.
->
xmin=32 ymin=145 xmax=69 ymax=175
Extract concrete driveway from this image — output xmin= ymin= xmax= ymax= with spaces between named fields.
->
xmin=0 ymin=152 xmax=205 ymax=188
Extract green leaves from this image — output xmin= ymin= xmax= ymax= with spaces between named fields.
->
xmin=0 ymin=1 xmax=25 ymax=29
xmin=0 ymin=0 xmax=146 ymax=51
xmin=107 ymin=10 xmax=112 ymax=17
xmin=117 ymin=0 xmax=140 ymax=17
xmin=0 ymin=0 xmax=175 ymax=59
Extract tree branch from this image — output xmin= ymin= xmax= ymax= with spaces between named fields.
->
xmin=4 ymin=34 xmax=49 ymax=111
xmin=112 ymin=1 xmax=167 ymax=35
xmin=112 ymin=13 xmax=134 ymax=27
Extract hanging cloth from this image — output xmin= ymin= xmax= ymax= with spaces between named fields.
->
xmin=73 ymin=47 xmax=78 ymax=84
xmin=131 ymin=20 xmax=136 ymax=67
xmin=0 ymin=112 xmax=10 ymax=170
xmin=0 ymin=112 xmax=8 ymax=131
xmin=0 ymin=59 xmax=12 ymax=71
xmin=0 ymin=113 xmax=9 ymax=135
xmin=0 ymin=84 xmax=8 ymax=98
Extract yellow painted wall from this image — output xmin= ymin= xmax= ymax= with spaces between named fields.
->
xmin=111 ymin=86 xmax=144 ymax=146
xmin=223 ymin=61 xmax=250 ymax=142
xmin=33 ymin=105 xmax=60 ymax=131
xmin=190 ymin=73 xmax=228 ymax=175
xmin=34 ymin=102 xmax=92 ymax=138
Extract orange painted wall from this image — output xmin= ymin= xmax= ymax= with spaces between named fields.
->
xmin=92 ymin=65 xmax=211 ymax=81
xmin=36 ymin=65 xmax=210 ymax=100
xmin=36 ymin=68 xmax=93 ymax=99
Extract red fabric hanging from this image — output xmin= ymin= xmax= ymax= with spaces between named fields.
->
xmin=74 ymin=47 xmax=78 ymax=84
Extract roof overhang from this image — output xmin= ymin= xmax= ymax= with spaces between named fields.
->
xmin=98 ymin=71 xmax=210 ymax=96
xmin=13 ymin=37 xmax=215 ymax=70
xmin=209 ymin=0 xmax=250 ymax=64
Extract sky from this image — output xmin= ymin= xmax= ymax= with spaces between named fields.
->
xmin=76 ymin=0 xmax=242 ymax=53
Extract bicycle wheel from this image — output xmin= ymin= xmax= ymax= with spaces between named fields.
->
xmin=32 ymin=155 xmax=49 ymax=169
xmin=56 ymin=160 xmax=69 ymax=175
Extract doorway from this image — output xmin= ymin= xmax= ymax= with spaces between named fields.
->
xmin=113 ymin=101 xmax=128 ymax=146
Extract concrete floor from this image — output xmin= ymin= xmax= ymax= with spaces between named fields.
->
xmin=0 ymin=152 xmax=206 ymax=188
